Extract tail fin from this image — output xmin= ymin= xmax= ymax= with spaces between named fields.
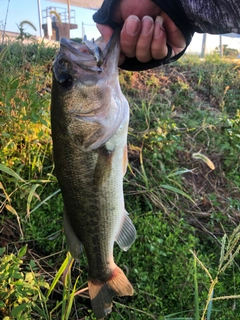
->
xmin=88 ymin=265 xmax=134 ymax=319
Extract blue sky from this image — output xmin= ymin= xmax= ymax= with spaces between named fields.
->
xmin=1 ymin=0 xmax=239 ymax=54
xmin=0 ymin=0 xmax=101 ymax=39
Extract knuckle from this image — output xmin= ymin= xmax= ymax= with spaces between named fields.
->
xmin=152 ymin=47 xmax=168 ymax=60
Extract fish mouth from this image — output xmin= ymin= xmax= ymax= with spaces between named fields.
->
xmin=58 ymin=29 xmax=121 ymax=73
xmin=59 ymin=38 xmax=100 ymax=72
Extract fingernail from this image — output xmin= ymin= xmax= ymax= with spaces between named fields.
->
xmin=156 ymin=16 xmax=164 ymax=26
xmin=154 ymin=16 xmax=164 ymax=38
xmin=125 ymin=16 xmax=140 ymax=36
xmin=141 ymin=16 xmax=154 ymax=36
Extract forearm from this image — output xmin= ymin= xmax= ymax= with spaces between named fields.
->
xmin=181 ymin=0 xmax=240 ymax=33
xmin=154 ymin=0 xmax=240 ymax=34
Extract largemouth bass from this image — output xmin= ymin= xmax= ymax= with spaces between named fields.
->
xmin=51 ymin=31 xmax=136 ymax=319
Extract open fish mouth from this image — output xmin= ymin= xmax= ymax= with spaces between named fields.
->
xmin=83 ymin=34 xmax=104 ymax=67
xmin=58 ymin=29 xmax=120 ymax=73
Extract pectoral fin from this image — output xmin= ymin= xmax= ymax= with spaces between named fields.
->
xmin=116 ymin=211 xmax=136 ymax=251
xmin=63 ymin=211 xmax=82 ymax=260
xmin=88 ymin=121 xmax=120 ymax=150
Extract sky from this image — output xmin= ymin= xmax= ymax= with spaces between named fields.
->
xmin=0 ymin=0 xmax=240 ymax=54
xmin=0 ymin=0 xmax=101 ymax=39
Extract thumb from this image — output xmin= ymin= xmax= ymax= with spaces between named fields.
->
xmin=162 ymin=13 xmax=186 ymax=55
xmin=96 ymin=24 xmax=114 ymax=42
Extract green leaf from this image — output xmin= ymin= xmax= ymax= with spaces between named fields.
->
xmin=167 ymin=168 xmax=193 ymax=178
xmin=40 ymin=118 xmax=48 ymax=126
xmin=47 ymin=252 xmax=73 ymax=299
xmin=32 ymin=304 xmax=49 ymax=318
xmin=18 ymin=245 xmax=28 ymax=258
xmin=26 ymin=184 xmax=40 ymax=217
xmin=0 ymin=247 xmax=6 ymax=256
xmin=10 ymin=77 xmax=20 ymax=90
xmin=0 ymin=46 xmax=8 ymax=62
xmin=30 ymin=189 xmax=61 ymax=215
xmin=6 ymin=89 xmax=17 ymax=101
xmin=29 ymin=259 xmax=37 ymax=270
xmin=160 ymin=184 xmax=195 ymax=204
xmin=0 ymin=163 xmax=25 ymax=182
xmin=11 ymin=303 xmax=28 ymax=317
xmin=12 ymin=272 xmax=24 ymax=279
xmin=65 ymin=276 xmax=79 ymax=320
xmin=2 ymin=132 xmax=11 ymax=138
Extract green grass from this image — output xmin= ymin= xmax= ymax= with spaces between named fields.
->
xmin=0 ymin=41 xmax=240 ymax=319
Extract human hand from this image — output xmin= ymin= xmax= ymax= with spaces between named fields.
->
xmin=96 ymin=0 xmax=186 ymax=65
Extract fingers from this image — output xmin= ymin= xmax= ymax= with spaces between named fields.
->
xmin=121 ymin=16 xmax=156 ymax=63
xmin=120 ymin=15 xmax=141 ymax=58
xmin=135 ymin=16 xmax=154 ymax=63
xmin=121 ymin=15 xmax=155 ymax=62
xmin=120 ymin=15 xmax=170 ymax=63
xmin=161 ymin=13 xmax=186 ymax=55
xmin=97 ymin=14 xmax=186 ymax=65
xmin=151 ymin=16 xmax=168 ymax=59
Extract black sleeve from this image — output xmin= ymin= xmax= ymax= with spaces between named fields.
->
xmin=93 ymin=0 xmax=194 ymax=71
xmin=179 ymin=0 xmax=240 ymax=34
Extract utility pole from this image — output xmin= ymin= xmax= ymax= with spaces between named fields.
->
xmin=37 ymin=0 xmax=43 ymax=38
xmin=67 ymin=0 xmax=70 ymax=23
xmin=82 ymin=21 xmax=84 ymax=42
xmin=201 ymin=33 xmax=207 ymax=58
xmin=219 ymin=35 xmax=223 ymax=58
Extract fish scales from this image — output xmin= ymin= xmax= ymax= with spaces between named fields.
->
xmin=51 ymin=31 xmax=136 ymax=319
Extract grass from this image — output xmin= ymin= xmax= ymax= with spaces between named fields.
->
xmin=0 ymin=40 xmax=240 ymax=319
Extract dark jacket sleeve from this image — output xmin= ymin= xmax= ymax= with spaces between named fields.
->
xmin=178 ymin=0 xmax=240 ymax=34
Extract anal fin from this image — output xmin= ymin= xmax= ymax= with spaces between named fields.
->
xmin=116 ymin=211 xmax=136 ymax=251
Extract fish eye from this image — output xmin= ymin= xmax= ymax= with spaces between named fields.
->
xmin=57 ymin=74 xmax=73 ymax=88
